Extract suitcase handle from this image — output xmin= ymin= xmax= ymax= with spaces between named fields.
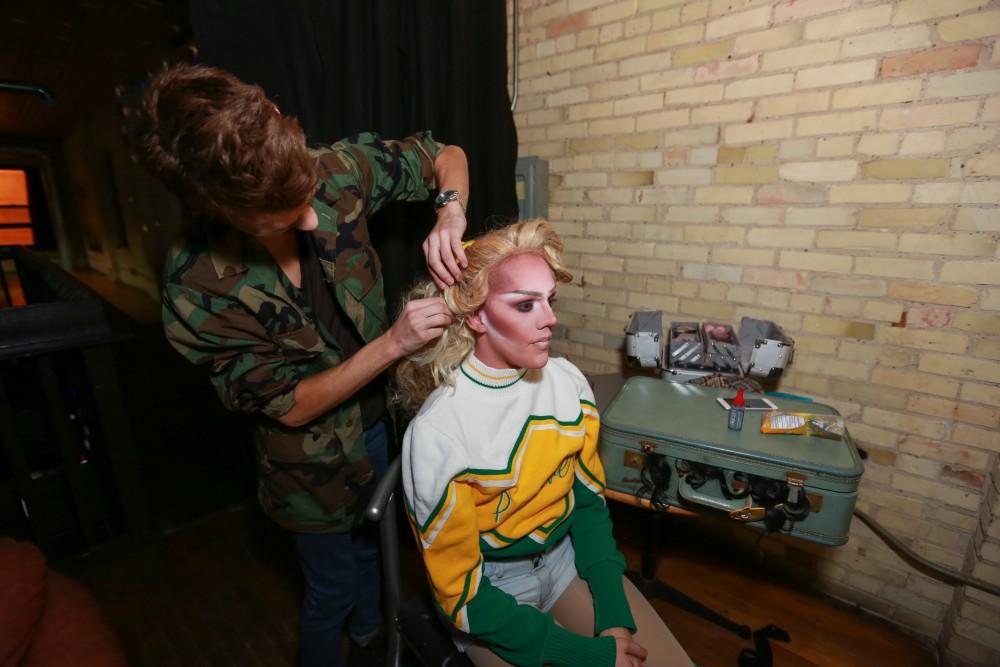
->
xmin=678 ymin=475 xmax=763 ymax=521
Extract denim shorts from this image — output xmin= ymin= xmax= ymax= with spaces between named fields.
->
xmin=451 ymin=535 xmax=578 ymax=651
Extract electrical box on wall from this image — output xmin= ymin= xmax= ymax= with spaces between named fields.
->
xmin=515 ymin=156 xmax=547 ymax=219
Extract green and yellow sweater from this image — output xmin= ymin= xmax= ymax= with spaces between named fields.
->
xmin=402 ymin=354 xmax=634 ymax=667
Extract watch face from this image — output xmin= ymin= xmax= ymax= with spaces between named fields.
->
xmin=436 ymin=190 xmax=458 ymax=207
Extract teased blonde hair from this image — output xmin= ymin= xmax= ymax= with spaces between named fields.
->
xmin=395 ymin=220 xmax=572 ymax=413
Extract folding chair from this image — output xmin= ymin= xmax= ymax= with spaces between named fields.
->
xmin=366 ymin=457 xmax=474 ymax=667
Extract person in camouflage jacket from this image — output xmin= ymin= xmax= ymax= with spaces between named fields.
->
xmin=134 ymin=64 xmax=470 ymax=667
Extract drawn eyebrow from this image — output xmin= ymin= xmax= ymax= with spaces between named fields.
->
xmin=502 ymin=288 xmax=557 ymax=297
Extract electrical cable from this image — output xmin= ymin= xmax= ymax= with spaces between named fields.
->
xmin=854 ymin=508 xmax=1000 ymax=598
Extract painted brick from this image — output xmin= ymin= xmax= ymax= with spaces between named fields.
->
xmin=912 ymin=183 xmax=964 ymax=204
xmin=681 ymin=1 xmax=709 ymax=23
xmin=758 ymin=91 xmax=830 ymax=118
xmin=762 ymin=41 xmax=841 ymax=72
xmin=949 ymin=127 xmax=999 ymax=152
xmin=547 ymin=122 xmax=588 ymax=139
xmin=694 ymin=186 xmax=754 ymax=204
xmin=609 ymin=171 xmax=655 ymax=187
xmin=954 ymin=208 xmax=1000 ymax=232
xmin=724 ymin=119 xmax=795 ymax=144
xmin=711 ymin=247 xmax=775 ymax=266
xmin=832 ymin=80 xmax=921 ymax=109
xmin=617 ymin=132 xmax=661 ymax=150
xmin=816 ymin=231 xmax=896 ymax=251
xmin=984 ymin=95 xmax=1000 ymax=121
xmin=595 ymin=35 xmax=647 ymax=62
xmin=733 ymin=24 xmax=802 ymax=55
xmin=588 ymin=117 xmax=637 ymax=134
xmin=959 ymin=182 xmax=1000 ymax=204
xmin=952 ymin=311 xmax=1000 ymax=334
xmin=920 ymin=353 xmax=1000 ymax=384
xmin=613 ymin=93 xmax=664 ymax=116
xmin=882 ymin=45 xmax=982 ymax=79
xmin=706 ymin=6 xmax=772 ymax=39
xmin=887 ymin=282 xmax=979 ymax=307
xmin=647 ymin=24 xmax=704 ymax=50
xmin=926 ymin=70 xmax=1000 ymax=100
xmin=723 ymin=208 xmax=784 ymax=225
xmin=663 ymin=126 xmax=719 ymax=146
xmin=683 ymin=225 xmax=746 ymax=243
xmin=937 ymin=10 xmax=1000 ymax=43
xmin=745 ymin=144 xmax=779 ymax=164
xmin=810 ymin=277 xmax=885 ymax=298
xmin=640 ymin=68 xmax=696 ymax=91
xmin=779 ymin=251 xmax=852 ymax=274
xmin=695 ymin=55 xmax=759 ymax=83
xmin=665 ymin=84 xmax=724 ymax=105
xmin=725 ymin=74 xmax=794 ymax=100
xmin=962 ymin=382 xmax=1000 ymax=407
xmin=680 ymin=263 xmax=743 ymax=283
xmin=794 ymin=355 xmax=870 ymax=380
xmin=651 ymin=7 xmax=681 ymax=30
xmin=774 ymin=0 xmax=851 ymax=23
xmin=747 ymin=228 xmax=815 ymax=248
xmin=854 ymin=256 xmax=934 ymax=280
xmin=572 ymin=63 xmax=619 ymax=86
xmin=590 ymin=79 xmax=640 ymax=100
xmin=892 ymin=0 xmax=989 ymax=25
xmin=779 ymin=138 xmax=816 ymax=159
xmin=655 ymin=168 xmax=712 ymax=185
xmin=758 ymin=183 xmax=826 ymax=204
xmin=635 ymin=109 xmax=690 ymax=131
xmin=801 ymin=315 xmax=875 ymax=339
xmin=713 ymin=165 xmax=778 ymax=184
xmin=742 ymin=267 xmax=807 ymax=289
xmin=857 ymin=133 xmax=900 ymax=156
xmin=862 ymin=159 xmax=950 ymax=180
xmin=873 ymin=367 xmax=960 ymax=398
xmin=805 ymin=5 xmax=892 ymax=40
xmin=526 ymin=2 xmax=571 ymax=27
xmin=798 ymin=110 xmax=878 ymax=137
xmin=899 ymin=130 xmax=946 ymax=155
xmin=972 ymin=338 xmax=1000 ymax=361
xmin=673 ymin=39 xmax=734 ymax=67
xmin=863 ymin=301 xmax=905 ymax=322
xmin=621 ymin=52 xmax=677 ymax=77
xmin=692 ymin=101 xmax=755 ymax=124
xmin=899 ymin=233 xmax=996 ymax=257
xmin=881 ymin=102 xmax=980 ymax=130
xmin=841 ymin=26 xmax=932 ymax=58
xmin=951 ymin=424 xmax=1000 ymax=452
xmin=795 ymin=60 xmax=878 ymax=90
xmin=830 ymin=184 xmax=911 ymax=203
xmin=779 ymin=160 xmax=858 ymax=182
xmin=877 ymin=328 xmax=969 ymax=355
xmin=625 ymin=15 xmax=654 ymax=37
xmin=941 ymin=261 xmax=1000 ymax=285
xmin=786 ymin=207 xmax=855 ymax=227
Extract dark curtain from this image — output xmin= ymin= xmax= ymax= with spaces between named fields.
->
xmin=190 ymin=0 xmax=518 ymax=313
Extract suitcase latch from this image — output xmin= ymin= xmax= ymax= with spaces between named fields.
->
xmin=729 ymin=501 xmax=768 ymax=522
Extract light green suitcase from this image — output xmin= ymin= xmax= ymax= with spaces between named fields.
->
xmin=599 ymin=377 xmax=864 ymax=546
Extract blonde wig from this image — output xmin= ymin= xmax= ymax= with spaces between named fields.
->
xmin=395 ymin=220 xmax=572 ymax=413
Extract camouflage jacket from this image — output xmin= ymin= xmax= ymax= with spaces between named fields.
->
xmin=162 ymin=132 xmax=442 ymax=533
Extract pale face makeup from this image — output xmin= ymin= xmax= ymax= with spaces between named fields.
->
xmin=469 ymin=252 xmax=558 ymax=370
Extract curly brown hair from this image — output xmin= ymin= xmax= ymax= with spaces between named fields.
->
xmin=131 ymin=64 xmax=317 ymax=224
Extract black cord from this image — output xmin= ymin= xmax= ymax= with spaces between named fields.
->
xmin=855 ymin=508 xmax=1000 ymax=598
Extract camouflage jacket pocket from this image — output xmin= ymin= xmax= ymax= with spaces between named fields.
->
xmin=271 ymin=324 xmax=326 ymax=361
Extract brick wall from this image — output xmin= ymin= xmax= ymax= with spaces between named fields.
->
xmin=509 ymin=0 xmax=1000 ymax=663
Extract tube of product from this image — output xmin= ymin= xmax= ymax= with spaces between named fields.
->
xmin=728 ymin=387 xmax=745 ymax=431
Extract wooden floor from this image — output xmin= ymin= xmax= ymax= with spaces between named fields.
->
xmin=64 ymin=499 xmax=936 ymax=667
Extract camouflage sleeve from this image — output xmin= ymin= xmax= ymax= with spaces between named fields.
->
xmin=161 ymin=282 xmax=302 ymax=419
xmin=332 ymin=131 xmax=442 ymax=218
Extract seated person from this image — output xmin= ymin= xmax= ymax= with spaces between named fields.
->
xmin=396 ymin=221 xmax=693 ymax=667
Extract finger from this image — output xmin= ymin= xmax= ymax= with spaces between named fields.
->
xmin=424 ymin=235 xmax=452 ymax=287
xmin=437 ymin=237 xmax=462 ymax=283
xmin=625 ymin=641 xmax=648 ymax=661
xmin=450 ymin=233 xmax=468 ymax=270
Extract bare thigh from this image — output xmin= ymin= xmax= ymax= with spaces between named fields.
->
xmin=548 ymin=575 xmax=693 ymax=667
xmin=465 ymin=576 xmax=692 ymax=666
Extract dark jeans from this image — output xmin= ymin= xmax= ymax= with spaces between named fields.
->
xmin=295 ymin=420 xmax=388 ymax=667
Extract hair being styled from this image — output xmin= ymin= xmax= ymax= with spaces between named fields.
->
xmin=395 ymin=220 xmax=572 ymax=414
xmin=131 ymin=63 xmax=317 ymax=223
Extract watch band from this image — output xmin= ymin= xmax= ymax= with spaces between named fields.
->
xmin=435 ymin=189 xmax=465 ymax=212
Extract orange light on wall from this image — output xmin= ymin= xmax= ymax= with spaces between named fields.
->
xmin=0 ymin=169 xmax=34 ymax=246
